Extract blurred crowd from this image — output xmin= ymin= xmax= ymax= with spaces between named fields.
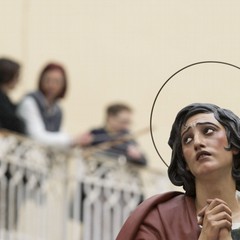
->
xmin=0 ymin=57 xmax=147 ymax=166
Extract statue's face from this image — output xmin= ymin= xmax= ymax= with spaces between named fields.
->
xmin=181 ymin=112 xmax=237 ymax=179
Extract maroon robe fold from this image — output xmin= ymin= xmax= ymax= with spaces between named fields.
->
xmin=116 ymin=191 xmax=201 ymax=240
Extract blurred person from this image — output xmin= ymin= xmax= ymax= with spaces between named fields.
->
xmin=0 ymin=57 xmax=25 ymax=134
xmin=17 ymin=62 xmax=81 ymax=148
xmin=80 ymin=103 xmax=147 ymax=165
xmin=0 ymin=57 xmax=26 ymax=230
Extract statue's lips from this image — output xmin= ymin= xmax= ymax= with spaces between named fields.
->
xmin=196 ymin=151 xmax=211 ymax=161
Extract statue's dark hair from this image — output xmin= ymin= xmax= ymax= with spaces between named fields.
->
xmin=168 ymin=103 xmax=240 ymax=196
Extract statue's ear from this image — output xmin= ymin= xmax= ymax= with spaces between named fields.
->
xmin=232 ymin=148 xmax=240 ymax=155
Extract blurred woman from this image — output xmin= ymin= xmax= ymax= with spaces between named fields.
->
xmin=0 ymin=57 xmax=25 ymax=134
xmin=17 ymin=62 xmax=80 ymax=147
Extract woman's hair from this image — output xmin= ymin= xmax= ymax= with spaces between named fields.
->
xmin=0 ymin=58 xmax=20 ymax=86
xmin=168 ymin=103 xmax=240 ymax=196
xmin=38 ymin=63 xmax=68 ymax=99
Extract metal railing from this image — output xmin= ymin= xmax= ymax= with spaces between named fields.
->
xmin=0 ymin=131 xmax=172 ymax=240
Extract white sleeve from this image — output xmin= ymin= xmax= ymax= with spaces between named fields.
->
xmin=17 ymin=96 xmax=73 ymax=147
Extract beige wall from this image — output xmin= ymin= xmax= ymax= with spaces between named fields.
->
xmin=1 ymin=0 xmax=240 ymax=173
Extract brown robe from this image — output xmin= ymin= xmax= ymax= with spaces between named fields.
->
xmin=116 ymin=191 xmax=201 ymax=240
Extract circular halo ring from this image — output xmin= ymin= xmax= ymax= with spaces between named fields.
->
xmin=150 ymin=60 xmax=240 ymax=168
